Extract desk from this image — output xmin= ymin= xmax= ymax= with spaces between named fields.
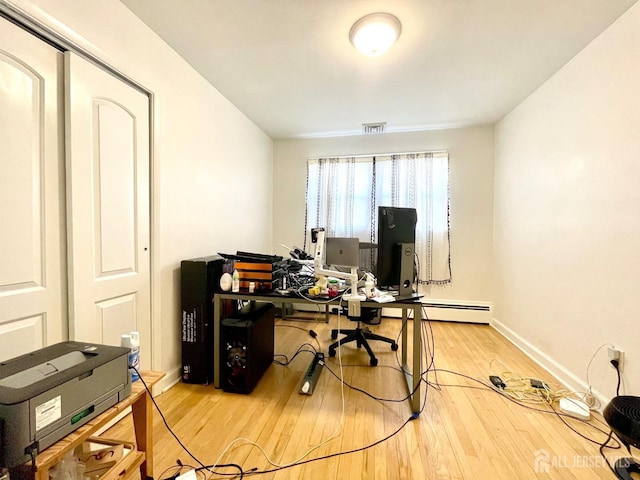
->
xmin=24 ymin=371 xmax=164 ymax=480
xmin=213 ymin=293 xmax=422 ymax=414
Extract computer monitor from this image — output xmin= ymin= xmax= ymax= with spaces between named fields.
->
xmin=312 ymin=230 xmax=365 ymax=300
xmin=325 ymin=237 xmax=360 ymax=269
xmin=376 ymin=206 xmax=417 ymax=295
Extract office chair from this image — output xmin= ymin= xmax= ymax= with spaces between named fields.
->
xmin=328 ymin=306 xmax=398 ymax=366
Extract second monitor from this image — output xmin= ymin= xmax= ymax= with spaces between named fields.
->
xmin=325 ymin=237 xmax=360 ymax=269
xmin=376 ymin=206 xmax=417 ymax=296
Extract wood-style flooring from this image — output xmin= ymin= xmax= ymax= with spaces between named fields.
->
xmin=105 ymin=314 xmax=620 ymax=479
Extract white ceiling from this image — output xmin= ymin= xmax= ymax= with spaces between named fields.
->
xmin=120 ymin=0 xmax=637 ymax=140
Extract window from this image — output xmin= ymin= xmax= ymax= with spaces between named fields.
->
xmin=304 ymin=151 xmax=451 ymax=285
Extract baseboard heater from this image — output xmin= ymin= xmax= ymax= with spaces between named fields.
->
xmin=382 ymin=300 xmax=492 ymax=324
xmin=291 ymin=300 xmax=492 ymax=324
xmin=422 ymin=302 xmax=491 ymax=311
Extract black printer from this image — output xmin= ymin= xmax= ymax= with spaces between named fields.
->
xmin=0 ymin=342 xmax=131 ymax=468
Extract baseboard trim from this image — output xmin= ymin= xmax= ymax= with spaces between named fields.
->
xmin=491 ymin=317 xmax=609 ymax=412
xmin=156 ymin=366 xmax=183 ymax=394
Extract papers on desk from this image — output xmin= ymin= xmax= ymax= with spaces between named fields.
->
xmin=372 ymin=293 xmax=395 ymax=303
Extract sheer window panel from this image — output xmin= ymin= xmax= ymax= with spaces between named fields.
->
xmin=305 ymin=151 xmax=451 ymax=284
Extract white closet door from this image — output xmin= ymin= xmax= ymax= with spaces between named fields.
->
xmin=0 ymin=17 xmax=66 ymax=361
xmin=65 ymin=52 xmax=151 ymax=368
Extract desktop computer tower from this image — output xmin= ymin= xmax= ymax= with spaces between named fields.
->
xmin=398 ymin=242 xmax=416 ymax=296
xmin=180 ymin=255 xmax=227 ymax=384
xmin=221 ymin=302 xmax=275 ymax=394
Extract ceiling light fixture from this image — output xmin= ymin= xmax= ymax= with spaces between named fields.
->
xmin=349 ymin=12 xmax=402 ymax=57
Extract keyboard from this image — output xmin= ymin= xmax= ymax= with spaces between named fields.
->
xmin=393 ymin=293 xmax=424 ymax=302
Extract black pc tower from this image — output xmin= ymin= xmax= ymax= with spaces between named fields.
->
xmin=180 ymin=255 xmax=227 ymax=384
xmin=221 ymin=302 xmax=275 ymax=394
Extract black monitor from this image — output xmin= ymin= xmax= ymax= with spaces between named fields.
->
xmin=376 ymin=206 xmax=417 ymax=295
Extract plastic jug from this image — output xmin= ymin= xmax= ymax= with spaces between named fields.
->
xmin=121 ymin=332 xmax=140 ymax=382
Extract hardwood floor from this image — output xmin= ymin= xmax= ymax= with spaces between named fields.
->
xmin=105 ymin=314 xmax=619 ymax=479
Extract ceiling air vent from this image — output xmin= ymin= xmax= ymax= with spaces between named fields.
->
xmin=362 ymin=122 xmax=386 ymax=134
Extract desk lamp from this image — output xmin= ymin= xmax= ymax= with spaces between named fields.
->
xmin=603 ymin=396 xmax=640 ymax=479
xmin=312 ymin=229 xmax=365 ymax=301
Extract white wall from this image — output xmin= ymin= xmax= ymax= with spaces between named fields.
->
xmin=494 ymin=2 xmax=640 ymax=401
xmin=273 ymin=126 xmax=495 ymax=311
xmin=11 ymin=0 xmax=274 ymax=387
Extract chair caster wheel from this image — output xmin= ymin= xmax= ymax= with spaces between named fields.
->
xmin=370 ymin=358 xmax=378 ymax=366
xmin=391 ymin=342 xmax=398 ymax=351
xmin=329 ymin=348 xmax=336 ymax=357
xmin=331 ymin=331 xmax=338 ymax=340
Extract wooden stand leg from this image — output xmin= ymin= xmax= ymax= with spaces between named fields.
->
xmin=131 ymin=388 xmax=153 ymax=480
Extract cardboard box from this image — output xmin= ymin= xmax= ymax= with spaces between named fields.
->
xmin=74 ymin=438 xmax=135 ymax=480
xmin=180 ymin=255 xmax=228 ymax=384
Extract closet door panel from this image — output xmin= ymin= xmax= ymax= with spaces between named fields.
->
xmin=0 ymin=17 xmax=65 ymax=360
xmin=65 ymin=52 xmax=151 ymax=368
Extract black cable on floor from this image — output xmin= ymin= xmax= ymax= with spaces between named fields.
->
xmin=133 ymin=367 xmax=246 ymax=479
xmin=272 ymin=342 xmax=317 ymax=366
xmin=433 ymin=367 xmax=620 ymax=448
xmin=598 ymin=360 xmax=623 ymax=476
xmin=242 ymin=413 xmax=420 ymax=477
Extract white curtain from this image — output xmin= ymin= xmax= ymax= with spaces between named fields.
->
xmin=305 ymin=151 xmax=451 ymax=284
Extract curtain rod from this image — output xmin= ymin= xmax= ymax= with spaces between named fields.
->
xmin=307 ymin=149 xmax=448 ymax=161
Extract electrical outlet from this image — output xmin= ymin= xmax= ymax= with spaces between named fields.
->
xmin=608 ymin=347 xmax=624 ymax=372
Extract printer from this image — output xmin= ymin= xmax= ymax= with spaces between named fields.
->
xmin=0 ymin=341 xmax=131 ymax=468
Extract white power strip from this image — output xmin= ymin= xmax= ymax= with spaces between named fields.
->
xmin=177 ymin=470 xmax=197 ymax=480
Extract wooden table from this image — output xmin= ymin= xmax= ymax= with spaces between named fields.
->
xmin=18 ymin=371 xmax=165 ymax=480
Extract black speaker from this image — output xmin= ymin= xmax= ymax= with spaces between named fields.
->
xmin=180 ymin=255 xmax=228 ymax=384
xmin=221 ymin=302 xmax=275 ymax=394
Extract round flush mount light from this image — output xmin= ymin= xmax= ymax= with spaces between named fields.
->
xmin=349 ymin=12 xmax=402 ymax=57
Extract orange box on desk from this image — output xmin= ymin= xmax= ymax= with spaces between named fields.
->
xmin=235 ymin=262 xmax=273 ymax=291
